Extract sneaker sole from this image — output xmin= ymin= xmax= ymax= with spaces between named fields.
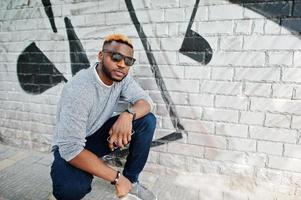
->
xmin=120 ymin=194 xmax=142 ymax=200
xmin=120 ymin=193 xmax=158 ymax=200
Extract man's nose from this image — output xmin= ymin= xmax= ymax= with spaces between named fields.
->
xmin=117 ymin=58 xmax=127 ymax=68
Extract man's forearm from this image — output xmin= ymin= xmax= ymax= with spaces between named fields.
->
xmin=130 ymin=99 xmax=151 ymax=120
xmin=68 ymin=149 xmax=116 ymax=182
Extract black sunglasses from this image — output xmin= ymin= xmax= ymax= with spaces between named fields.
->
xmin=102 ymin=49 xmax=136 ymax=66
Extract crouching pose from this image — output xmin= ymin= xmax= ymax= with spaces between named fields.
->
xmin=50 ymin=34 xmax=157 ymax=200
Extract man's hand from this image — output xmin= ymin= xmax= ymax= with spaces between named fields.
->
xmin=115 ymin=175 xmax=132 ymax=198
xmin=108 ymin=112 xmax=133 ymax=151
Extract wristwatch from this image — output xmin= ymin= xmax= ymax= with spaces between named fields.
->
xmin=111 ymin=171 xmax=121 ymax=185
xmin=125 ymin=107 xmax=136 ymax=120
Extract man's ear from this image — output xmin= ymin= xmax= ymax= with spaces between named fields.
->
xmin=98 ymin=51 xmax=103 ymax=62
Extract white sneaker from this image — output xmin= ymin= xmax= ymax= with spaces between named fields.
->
xmin=128 ymin=182 xmax=157 ymax=200
xmin=48 ymin=194 xmax=57 ymax=200
xmin=121 ymin=193 xmax=142 ymax=200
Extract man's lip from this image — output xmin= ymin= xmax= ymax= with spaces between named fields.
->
xmin=114 ymin=70 xmax=125 ymax=76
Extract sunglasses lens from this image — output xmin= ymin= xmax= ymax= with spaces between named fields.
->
xmin=111 ymin=53 xmax=123 ymax=62
xmin=124 ymin=57 xmax=135 ymax=66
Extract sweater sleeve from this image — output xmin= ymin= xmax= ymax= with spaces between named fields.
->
xmin=120 ymin=75 xmax=154 ymax=110
xmin=55 ymin=86 xmax=91 ymax=161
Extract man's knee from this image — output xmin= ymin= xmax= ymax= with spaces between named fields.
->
xmin=53 ymin=182 xmax=91 ymax=200
xmin=141 ymin=112 xmax=156 ymax=130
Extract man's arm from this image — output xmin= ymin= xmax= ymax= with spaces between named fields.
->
xmin=68 ymin=149 xmax=132 ymax=198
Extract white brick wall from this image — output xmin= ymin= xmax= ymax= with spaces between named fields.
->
xmin=1 ymin=0 xmax=301 ymax=192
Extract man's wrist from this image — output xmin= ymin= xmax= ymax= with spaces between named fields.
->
xmin=125 ymin=108 xmax=136 ymax=120
xmin=111 ymin=171 xmax=121 ymax=185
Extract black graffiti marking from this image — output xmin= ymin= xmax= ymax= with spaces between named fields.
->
xmin=41 ymin=0 xmax=57 ymax=33
xmin=65 ymin=17 xmax=90 ymax=76
xmin=150 ymin=132 xmax=183 ymax=147
xmin=229 ymin=0 xmax=301 ymax=33
xmin=125 ymin=0 xmax=186 ymax=143
xmin=17 ymin=42 xmax=67 ymax=94
xmin=180 ymin=0 xmax=213 ymax=64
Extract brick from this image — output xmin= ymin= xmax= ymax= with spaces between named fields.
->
xmin=167 ymin=143 xmax=204 ymax=158
xmin=140 ymin=51 xmax=177 ymax=65
xmin=283 ymin=68 xmax=301 ymax=83
xmin=203 ymin=108 xmax=238 ymax=123
xmin=252 ymin=19 xmax=265 ymax=34
xmin=294 ymin=51 xmax=301 ymax=67
xmin=272 ymin=84 xmax=294 ymax=98
xmin=84 ymin=13 xmax=105 ymax=26
xmin=216 ymin=123 xmax=248 ymax=138
xmin=210 ymin=52 xmax=265 ymax=67
xmin=201 ymin=81 xmax=242 ymax=95
xmin=282 ymin=18 xmax=301 ymax=33
xmin=235 ymin=68 xmax=280 ymax=82
xmin=228 ymin=138 xmax=256 ymax=152
xmin=257 ymin=141 xmax=283 ymax=156
xmin=269 ymin=155 xmax=301 ymax=173
xmin=185 ymin=6 xmax=207 ymax=21
xmin=211 ymin=67 xmax=233 ymax=81
xmin=215 ymin=95 xmax=248 ymax=110
xmin=136 ymin=78 xmax=158 ymax=90
xmin=251 ymin=97 xmax=301 ymax=115
xmin=185 ymin=157 xmax=203 ymax=173
xmin=208 ymin=4 xmax=243 ymax=20
xmin=174 ymin=105 xmax=202 ymax=119
xmin=151 ymin=0 xmax=179 ymax=8
xmin=158 ymin=153 xmax=187 ymax=170
xmin=245 ymin=83 xmax=272 ymax=97
xmin=205 ymin=148 xmax=266 ymax=167
xmin=184 ymin=66 xmax=210 ymax=80
xmin=105 ymin=11 xmax=130 ymax=25
xmin=63 ymin=2 xmax=100 ymax=15
xmin=220 ymin=36 xmax=243 ymax=50
xmin=256 ymin=168 xmax=285 ymax=185
xmin=244 ymin=36 xmax=301 ymax=50
xmin=168 ymin=23 xmax=179 ymax=37
xmin=188 ymin=133 xmax=227 ymax=149
xmin=264 ymin=19 xmax=281 ymax=34
xmin=155 ymin=104 xmax=169 ymax=116
xmin=284 ymin=144 xmax=301 ymax=159
xmin=268 ymin=51 xmax=293 ymax=66
xmin=164 ymin=78 xmax=199 ymax=93
xmin=181 ymin=119 xmax=214 ymax=133
xmin=165 ymin=8 xmax=185 ymax=22
xmin=292 ymin=115 xmax=301 ymax=129
xmin=250 ymin=126 xmax=297 ymax=143
xmin=235 ymin=19 xmax=252 ymax=35
xmin=135 ymin=9 xmax=164 ymax=23
xmin=188 ymin=94 xmax=214 ymax=107
xmin=154 ymin=65 xmax=184 ymax=78
xmin=265 ymin=113 xmax=291 ymax=129
xmin=197 ymin=20 xmax=234 ymax=35
xmin=155 ymin=24 xmax=169 ymax=37
xmin=219 ymin=163 xmax=254 ymax=177
xmin=240 ymin=111 xmax=265 ymax=125
xmin=160 ymin=38 xmax=182 ymax=51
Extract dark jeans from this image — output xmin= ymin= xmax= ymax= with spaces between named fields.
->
xmin=50 ymin=113 xmax=156 ymax=200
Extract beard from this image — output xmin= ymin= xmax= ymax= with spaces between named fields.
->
xmin=101 ymin=62 xmax=126 ymax=82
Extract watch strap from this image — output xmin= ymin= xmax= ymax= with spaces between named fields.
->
xmin=111 ymin=171 xmax=121 ymax=185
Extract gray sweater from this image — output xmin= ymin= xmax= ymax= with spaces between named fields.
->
xmin=52 ymin=63 xmax=153 ymax=161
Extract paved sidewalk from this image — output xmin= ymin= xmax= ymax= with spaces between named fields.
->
xmin=0 ymin=143 xmax=300 ymax=200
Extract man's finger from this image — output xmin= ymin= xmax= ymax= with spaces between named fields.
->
xmin=122 ymin=136 xmax=128 ymax=146
xmin=116 ymin=136 xmax=123 ymax=148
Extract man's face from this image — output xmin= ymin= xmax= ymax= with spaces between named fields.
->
xmin=98 ymin=41 xmax=134 ymax=82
